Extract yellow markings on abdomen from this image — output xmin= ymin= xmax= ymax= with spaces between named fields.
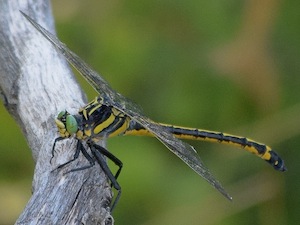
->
xmin=124 ymin=122 xmax=286 ymax=171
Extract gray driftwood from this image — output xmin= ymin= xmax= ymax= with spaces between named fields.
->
xmin=0 ymin=1 xmax=114 ymax=224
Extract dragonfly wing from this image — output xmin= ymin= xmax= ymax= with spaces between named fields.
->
xmin=23 ymin=12 xmax=231 ymax=200
xmin=115 ymin=111 xmax=232 ymax=201
xmin=21 ymin=12 xmax=114 ymax=103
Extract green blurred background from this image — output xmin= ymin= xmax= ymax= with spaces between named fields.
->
xmin=1 ymin=0 xmax=299 ymax=224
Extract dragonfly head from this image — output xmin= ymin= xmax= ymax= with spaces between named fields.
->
xmin=55 ymin=110 xmax=78 ymax=138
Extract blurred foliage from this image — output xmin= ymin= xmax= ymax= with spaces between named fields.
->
xmin=1 ymin=0 xmax=300 ymax=224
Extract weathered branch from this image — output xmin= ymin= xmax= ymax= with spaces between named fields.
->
xmin=0 ymin=1 xmax=113 ymax=224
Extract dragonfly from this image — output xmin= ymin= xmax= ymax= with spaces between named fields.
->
xmin=22 ymin=12 xmax=286 ymax=211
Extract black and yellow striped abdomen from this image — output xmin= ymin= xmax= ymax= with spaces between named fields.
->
xmin=124 ymin=122 xmax=286 ymax=171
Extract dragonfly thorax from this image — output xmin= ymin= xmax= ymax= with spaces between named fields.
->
xmin=77 ymin=99 xmax=131 ymax=140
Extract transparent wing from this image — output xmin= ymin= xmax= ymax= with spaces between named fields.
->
xmin=22 ymin=12 xmax=231 ymax=200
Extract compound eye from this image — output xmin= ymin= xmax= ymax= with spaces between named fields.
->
xmin=66 ymin=115 xmax=78 ymax=135
xmin=57 ymin=111 xmax=67 ymax=120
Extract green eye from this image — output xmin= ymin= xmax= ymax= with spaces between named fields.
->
xmin=66 ymin=115 xmax=78 ymax=134
xmin=57 ymin=111 xmax=66 ymax=119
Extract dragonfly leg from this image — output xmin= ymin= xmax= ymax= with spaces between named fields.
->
xmin=52 ymin=140 xmax=96 ymax=174
xmin=51 ymin=137 xmax=65 ymax=163
xmin=92 ymin=143 xmax=123 ymax=180
xmin=90 ymin=143 xmax=121 ymax=212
